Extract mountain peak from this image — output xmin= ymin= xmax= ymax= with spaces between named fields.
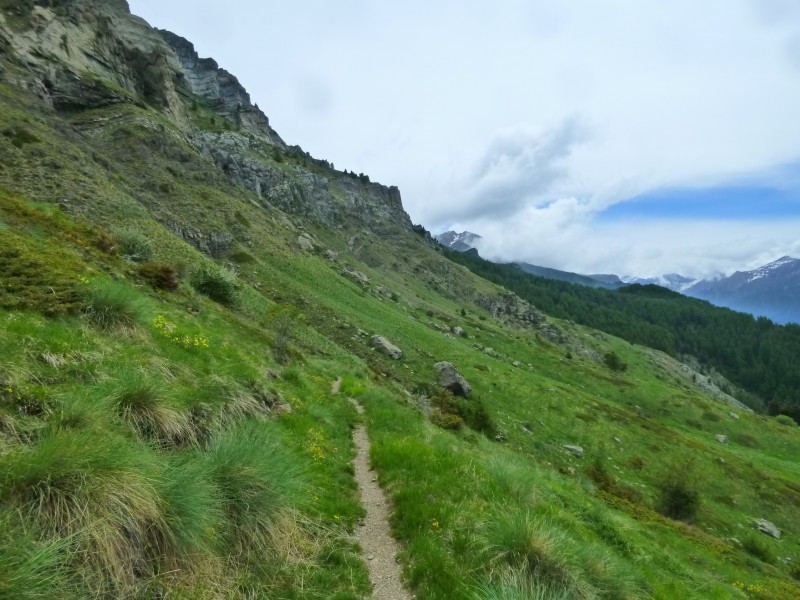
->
xmin=435 ymin=230 xmax=482 ymax=252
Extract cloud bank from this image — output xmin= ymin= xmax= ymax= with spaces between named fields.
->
xmin=128 ymin=0 xmax=800 ymax=277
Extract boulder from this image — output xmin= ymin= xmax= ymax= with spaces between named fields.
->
xmin=563 ymin=444 xmax=584 ymax=458
xmin=715 ymin=434 xmax=728 ymax=444
xmin=753 ymin=519 xmax=781 ymax=539
xmin=371 ymin=335 xmax=402 ymax=359
xmin=434 ymin=362 xmax=471 ymax=397
xmin=452 ymin=326 xmax=465 ymax=337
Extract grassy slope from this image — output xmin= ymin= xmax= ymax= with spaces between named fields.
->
xmin=1 ymin=65 xmax=800 ymax=600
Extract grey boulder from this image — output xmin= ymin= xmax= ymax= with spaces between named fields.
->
xmin=371 ymin=335 xmax=402 ymax=359
xmin=434 ymin=361 xmax=471 ymax=397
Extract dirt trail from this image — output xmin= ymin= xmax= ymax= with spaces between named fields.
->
xmin=333 ymin=379 xmax=413 ymax=600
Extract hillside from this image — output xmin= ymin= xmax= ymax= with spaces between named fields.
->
xmin=445 ymin=247 xmax=800 ymax=421
xmin=2 ymin=2 xmax=800 ymax=599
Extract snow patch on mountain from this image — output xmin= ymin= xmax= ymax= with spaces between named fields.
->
xmin=746 ymin=256 xmax=796 ymax=283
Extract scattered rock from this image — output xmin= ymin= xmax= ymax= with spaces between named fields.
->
xmin=613 ymin=436 xmax=622 ymax=444
xmin=371 ymin=336 xmax=402 ymax=359
xmin=494 ymin=433 xmax=507 ymax=442
xmin=715 ymin=434 xmax=728 ymax=444
xmin=275 ymin=403 xmax=293 ymax=415
xmin=297 ymin=234 xmax=315 ymax=251
xmin=522 ymin=421 xmax=532 ymax=432
xmin=324 ymin=249 xmax=338 ymax=262
xmin=512 ymin=360 xmax=521 ymax=368
xmin=729 ymin=412 xmax=740 ymax=420
xmin=434 ymin=361 xmax=472 ymax=398
xmin=452 ymin=326 xmax=465 ymax=337
xmin=753 ymin=519 xmax=781 ymax=539
xmin=342 ymin=267 xmax=370 ymax=286
xmin=563 ymin=444 xmax=584 ymax=458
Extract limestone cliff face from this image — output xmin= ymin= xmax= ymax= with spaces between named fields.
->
xmin=156 ymin=30 xmax=284 ymax=146
xmin=0 ymin=0 xmax=414 ymax=233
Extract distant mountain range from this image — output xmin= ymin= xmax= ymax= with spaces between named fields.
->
xmin=685 ymin=256 xmax=800 ymax=325
xmin=435 ymin=231 xmax=800 ymax=325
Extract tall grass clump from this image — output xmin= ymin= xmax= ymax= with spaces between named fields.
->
xmin=152 ymin=455 xmax=225 ymax=571
xmin=484 ymin=511 xmax=575 ymax=588
xmin=473 ymin=568 xmax=576 ymax=600
xmin=105 ymin=371 xmax=193 ymax=446
xmin=190 ymin=262 xmax=240 ymax=306
xmin=204 ymin=421 xmax=304 ymax=552
xmin=0 ymin=428 xmax=164 ymax=593
xmin=0 ymin=516 xmax=72 ymax=600
xmin=81 ymin=279 xmax=149 ymax=330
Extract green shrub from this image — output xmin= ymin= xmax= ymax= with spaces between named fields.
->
xmin=190 ymin=262 xmax=240 ymax=305
xmin=741 ymin=535 xmax=775 ymax=564
xmin=452 ymin=396 xmax=496 ymax=436
xmin=267 ymin=304 xmax=302 ymax=365
xmin=775 ymin=414 xmax=797 ymax=427
xmin=431 ymin=408 xmax=463 ymax=430
xmin=430 ymin=389 xmax=496 ymax=435
xmin=656 ymin=460 xmax=701 ymax=522
xmin=603 ymin=351 xmax=627 ymax=372
xmin=81 ymin=280 xmax=149 ymax=329
xmin=138 ymin=262 xmax=179 ymax=290
xmin=115 ymin=228 xmax=153 ymax=262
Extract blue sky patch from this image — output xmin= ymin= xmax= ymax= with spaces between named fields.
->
xmin=600 ymin=183 xmax=800 ymax=221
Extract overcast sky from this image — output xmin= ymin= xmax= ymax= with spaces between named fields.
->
xmin=128 ymin=0 xmax=800 ymax=277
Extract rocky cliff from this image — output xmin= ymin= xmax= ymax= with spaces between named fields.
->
xmin=0 ymin=0 xmax=412 ymax=233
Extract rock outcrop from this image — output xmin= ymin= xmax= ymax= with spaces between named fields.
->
xmin=753 ymin=519 xmax=781 ymax=539
xmin=157 ymin=29 xmax=285 ymax=145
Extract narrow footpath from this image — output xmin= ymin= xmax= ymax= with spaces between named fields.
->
xmin=332 ymin=379 xmax=413 ymax=600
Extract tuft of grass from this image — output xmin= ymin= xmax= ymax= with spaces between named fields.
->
xmin=472 ymin=568 xmax=576 ymax=600
xmin=0 ymin=516 xmax=73 ymax=600
xmin=81 ymin=279 xmax=149 ymax=330
xmin=0 ymin=428 xmax=164 ymax=593
xmin=204 ymin=421 xmax=305 ymax=552
xmin=484 ymin=511 xmax=574 ymax=587
xmin=153 ymin=455 xmax=225 ymax=567
xmin=106 ymin=372 xmax=194 ymax=446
